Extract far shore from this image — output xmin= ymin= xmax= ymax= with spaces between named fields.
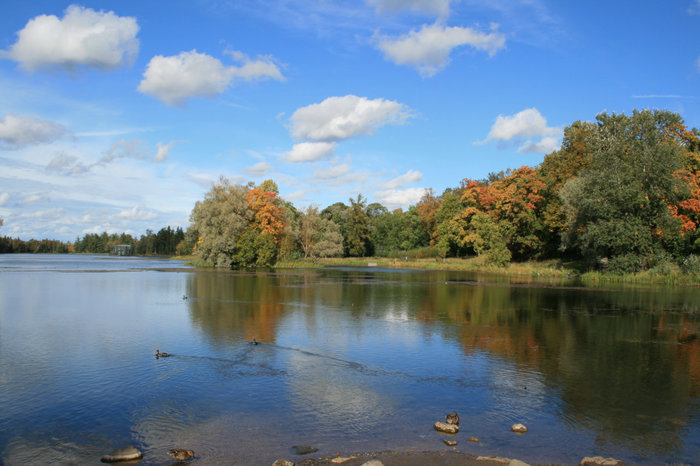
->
xmin=173 ymin=254 xmax=700 ymax=287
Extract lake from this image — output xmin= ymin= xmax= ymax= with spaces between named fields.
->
xmin=0 ymin=254 xmax=699 ymax=465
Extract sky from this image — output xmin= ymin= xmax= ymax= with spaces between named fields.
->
xmin=0 ymin=0 xmax=699 ymax=241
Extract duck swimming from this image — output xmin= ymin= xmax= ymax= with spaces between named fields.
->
xmin=168 ymin=449 xmax=195 ymax=461
xmin=250 ymin=338 xmax=258 ymax=345
xmin=155 ymin=349 xmax=171 ymax=358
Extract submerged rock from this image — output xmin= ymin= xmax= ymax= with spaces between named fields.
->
xmin=443 ymin=439 xmax=458 ymax=446
xmin=510 ymin=423 xmax=528 ymax=433
xmin=434 ymin=421 xmax=459 ymax=433
xmin=446 ymin=412 xmax=460 ymax=425
xmin=100 ymin=446 xmax=143 ymax=463
xmin=168 ymin=449 xmax=194 ymax=461
xmin=291 ymin=445 xmax=318 ymax=455
xmin=467 ymin=436 xmax=481 ymax=442
xmin=580 ymin=456 xmax=625 ymax=466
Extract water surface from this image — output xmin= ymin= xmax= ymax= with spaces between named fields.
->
xmin=1 ymin=254 xmax=699 ymax=465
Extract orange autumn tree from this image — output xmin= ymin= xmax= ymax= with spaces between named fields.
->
xmin=460 ymin=167 xmax=546 ymax=260
xmin=246 ymin=181 xmax=286 ymax=242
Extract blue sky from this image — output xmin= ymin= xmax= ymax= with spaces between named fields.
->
xmin=1 ymin=0 xmax=699 ymax=241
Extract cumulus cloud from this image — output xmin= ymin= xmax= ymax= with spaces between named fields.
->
xmin=375 ymin=22 xmax=506 ymax=77
xmin=0 ymin=5 xmax=139 ymax=72
xmin=116 ymin=206 xmax=157 ymax=221
xmin=154 ymin=141 xmax=174 ymax=162
xmin=367 ymin=0 xmax=451 ymax=18
xmin=517 ymin=136 xmax=561 ymax=154
xmin=479 ymin=107 xmax=561 ymax=153
xmin=375 ymin=187 xmax=428 ymax=209
xmin=242 ymin=161 xmax=273 ymax=176
xmin=0 ymin=114 xmax=67 ymax=148
xmin=284 ymin=141 xmax=337 ymax=162
xmin=289 ymin=95 xmax=412 ymax=142
xmin=138 ymin=49 xmax=284 ymax=106
xmin=0 ymin=192 xmax=10 ymax=206
xmin=379 ymin=169 xmax=422 ymax=189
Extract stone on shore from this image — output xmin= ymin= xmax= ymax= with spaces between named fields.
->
xmin=477 ymin=457 xmax=529 ymax=466
xmin=434 ymin=421 xmax=459 ymax=433
xmin=272 ymin=460 xmax=294 ymax=466
xmin=360 ymin=461 xmax=384 ymax=466
xmin=510 ymin=423 xmax=528 ymax=433
xmin=331 ymin=457 xmax=356 ymax=463
xmin=580 ymin=456 xmax=625 ymax=466
xmin=100 ymin=446 xmax=143 ymax=463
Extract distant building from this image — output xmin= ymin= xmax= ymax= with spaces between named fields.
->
xmin=110 ymin=244 xmax=133 ymax=256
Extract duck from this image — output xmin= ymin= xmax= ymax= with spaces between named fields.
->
xmin=155 ymin=349 xmax=171 ymax=358
xmin=446 ymin=412 xmax=459 ymax=425
xmin=182 ymin=295 xmax=188 ymax=300
xmin=168 ymin=448 xmax=195 ymax=461
xmin=250 ymin=338 xmax=259 ymax=345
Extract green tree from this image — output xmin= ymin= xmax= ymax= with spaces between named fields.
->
xmin=560 ymin=110 xmax=687 ymax=268
xmin=189 ymin=177 xmax=252 ymax=268
xmin=346 ymin=194 xmax=373 ymax=257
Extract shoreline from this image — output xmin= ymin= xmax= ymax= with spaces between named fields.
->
xmin=269 ymin=449 xmax=620 ymax=466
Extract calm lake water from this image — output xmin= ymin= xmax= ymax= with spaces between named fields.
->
xmin=1 ymin=254 xmax=699 ymax=465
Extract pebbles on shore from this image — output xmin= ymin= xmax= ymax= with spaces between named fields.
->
xmin=100 ymin=446 xmax=143 ymax=463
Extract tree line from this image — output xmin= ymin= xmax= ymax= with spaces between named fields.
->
xmin=3 ymin=109 xmax=699 ymax=274
xmin=0 ymin=226 xmax=186 ymax=256
xmin=189 ymin=109 xmax=700 ymax=273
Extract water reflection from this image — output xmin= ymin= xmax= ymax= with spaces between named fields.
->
xmin=1 ymin=257 xmax=699 ymax=465
xmin=185 ymin=268 xmax=700 ymax=463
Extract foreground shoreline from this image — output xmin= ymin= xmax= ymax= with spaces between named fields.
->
xmin=269 ymin=449 xmax=620 ymax=466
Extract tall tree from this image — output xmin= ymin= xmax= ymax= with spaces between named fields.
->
xmin=560 ymin=110 xmax=687 ymax=267
xmin=346 ymin=194 xmax=373 ymax=257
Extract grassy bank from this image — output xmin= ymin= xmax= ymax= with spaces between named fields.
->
xmin=172 ymin=254 xmax=700 ymax=286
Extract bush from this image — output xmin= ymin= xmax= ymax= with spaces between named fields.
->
xmin=681 ymin=255 xmax=700 ymax=274
xmin=603 ymin=254 xmax=645 ymax=274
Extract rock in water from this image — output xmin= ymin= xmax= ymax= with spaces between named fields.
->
xmin=446 ymin=412 xmax=459 ymax=425
xmin=467 ymin=436 xmax=481 ymax=443
xmin=272 ymin=460 xmax=294 ymax=466
xmin=291 ymin=445 xmax=318 ymax=455
xmin=100 ymin=446 xmax=143 ymax=463
xmin=511 ymin=423 xmax=528 ymax=433
xmin=443 ymin=439 xmax=458 ymax=446
xmin=169 ymin=449 xmax=195 ymax=461
xmin=434 ymin=421 xmax=459 ymax=434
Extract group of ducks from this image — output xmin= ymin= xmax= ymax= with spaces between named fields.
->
xmin=156 ymin=337 xmax=259 ymax=359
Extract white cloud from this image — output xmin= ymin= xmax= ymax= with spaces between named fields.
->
xmin=0 ymin=192 xmax=10 ymax=206
xmin=289 ymin=95 xmax=412 ymax=142
xmin=98 ymin=139 xmax=148 ymax=165
xmin=0 ymin=5 xmax=139 ymax=72
xmin=116 ymin=206 xmax=157 ymax=221
xmin=19 ymin=193 xmax=49 ymax=205
xmin=0 ymin=114 xmax=67 ymax=148
xmin=284 ymin=142 xmax=337 ymax=162
xmin=242 ymin=161 xmax=273 ymax=176
xmin=312 ymin=163 xmax=352 ymax=181
xmin=375 ymin=187 xmax=427 ymax=209
xmin=154 ymin=141 xmax=174 ymax=162
xmin=138 ymin=49 xmax=284 ymax=106
xmin=46 ymin=154 xmax=89 ymax=175
xmin=479 ymin=107 xmax=561 ymax=153
xmin=367 ymin=0 xmax=451 ymax=18
xmin=375 ymin=22 xmax=506 ymax=77
xmin=226 ymin=50 xmax=285 ymax=82
xmin=379 ymin=170 xmax=422 ymax=189
xmin=517 ymin=136 xmax=560 ymax=154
